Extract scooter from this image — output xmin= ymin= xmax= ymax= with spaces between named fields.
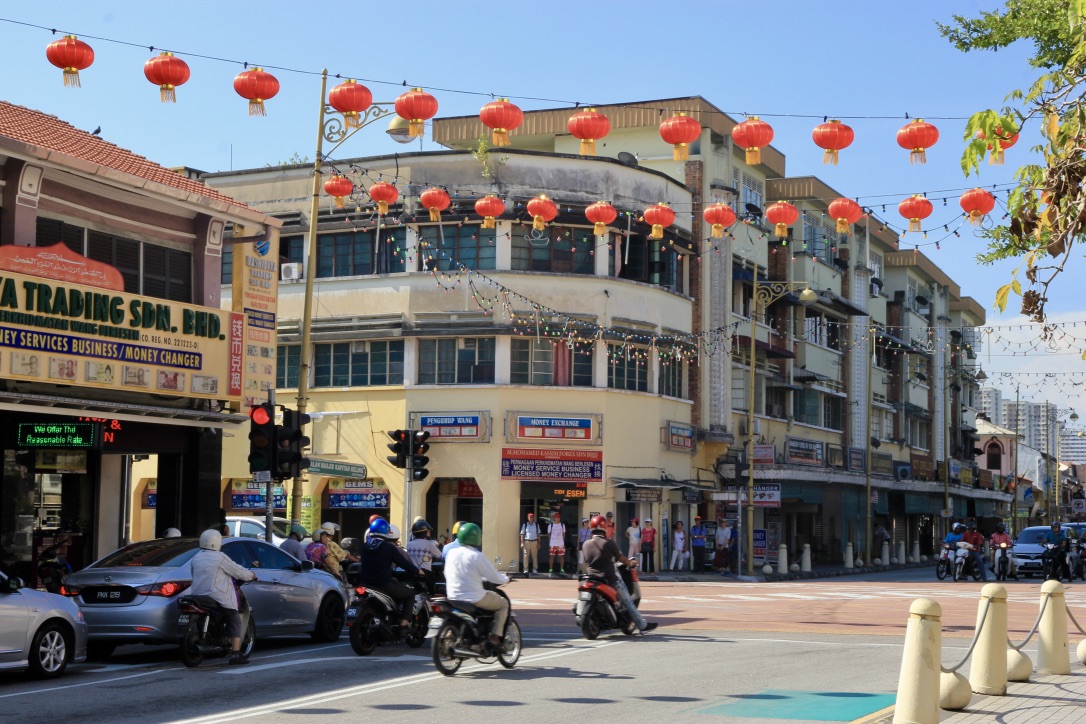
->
xmin=992 ymin=541 xmax=1012 ymax=581
xmin=426 ymin=580 xmax=521 ymax=676
xmin=347 ymin=569 xmax=431 ymax=656
xmin=574 ymin=562 xmax=643 ymax=639
xmin=953 ymin=541 xmax=981 ymax=582
xmin=1041 ymin=542 xmax=1070 ymax=582
xmin=177 ymin=584 xmax=255 ymax=667
xmin=936 ymin=544 xmax=953 ymax=580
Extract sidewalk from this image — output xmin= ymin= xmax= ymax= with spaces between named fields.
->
xmin=638 ymin=559 xmax=936 ymax=583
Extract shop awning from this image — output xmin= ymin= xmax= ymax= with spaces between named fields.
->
xmin=793 ymin=368 xmax=834 ymax=384
xmin=611 ymin=478 xmax=716 ymax=492
xmin=735 ymin=335 xmax=795 ymax=359
xmin=0 ymin=389 xmax=248 ymax=429
xmin=767 ymin=379 xmax=803 ymax=391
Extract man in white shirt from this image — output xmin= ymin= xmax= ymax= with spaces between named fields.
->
xmin=444 ymin=523 xmax=510 ymax=649
xmin=547 ymin=512 xmax=567 ymax=577
xmin=519 ymin=512 xmax=541 ymax=575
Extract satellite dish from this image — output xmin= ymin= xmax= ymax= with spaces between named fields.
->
xmin=745 ymin=203 xmax=762 ymax=216
xmin=617 ymin=152 xmax=639 ymax=167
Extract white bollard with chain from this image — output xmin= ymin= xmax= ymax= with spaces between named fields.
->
xmin=777 ymin=544 xmax=788 ymax=575
xmin=894 ymin=598 xmax=942 ymax=724
xmin=801 ymin=543 xmax=811 ymax=572
xmin=844 ymin=542 xmax=854 ymax=569
xmin=968 ymin=583 xmax=1007 ymax=695
xmin=1037 ymin=580 xmax=1070 ymax=675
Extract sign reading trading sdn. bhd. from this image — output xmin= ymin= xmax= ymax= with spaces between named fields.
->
xmin=0 ymin=244 xmax=242 ymax=401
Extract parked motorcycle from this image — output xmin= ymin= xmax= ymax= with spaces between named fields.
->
xmin=177 ymin=585 xmax=255 ymax=667
xmin=574 ymin=562 xmax=642 ymax=639
xmin=953 ymin=541 xmax=981 ymax=582
xmin=992 ymin=541 xmax=1012 ymax=581
xmin=426 ymin=580 xmax=521 ymax=675
xmin=935 ymin=544 xmax=952 ymax=580
xmin=347 ymin=570 xmax=431 ymax=656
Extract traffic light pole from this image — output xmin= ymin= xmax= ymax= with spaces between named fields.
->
xmin=265 ymin=389 xmax=276 ymax=544
xmin=404 ymin=427 xmax=414 ymax=539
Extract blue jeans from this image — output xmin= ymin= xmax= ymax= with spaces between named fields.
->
xmin=614 ymin=577 xmax=647 ymax=630
xmin=971 ymin=550 xmax=988 ymax=580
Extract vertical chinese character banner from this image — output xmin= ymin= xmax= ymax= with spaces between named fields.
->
xmin=231 ymin=230 xmax=280 ymax=411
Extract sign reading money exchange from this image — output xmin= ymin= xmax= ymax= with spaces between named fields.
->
xmin=0 ymin=268 xmax=242 ymax=400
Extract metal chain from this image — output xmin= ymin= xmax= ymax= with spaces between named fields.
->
xmin=1008 ymin=591 xmax=1050 ymax=652
xmin=941 ymin=597 xmax=991 ymax=674
xmin=1067 ymin=605 xmax=1086 ymax=637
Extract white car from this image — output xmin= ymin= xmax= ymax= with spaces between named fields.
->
xmin=0 ymin=570 xmax=87 ymax=677
xmin=225 ymin=516 xmax=291 ymax=546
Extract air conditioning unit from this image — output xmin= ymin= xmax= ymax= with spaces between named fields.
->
xmin=280 ymin=263 xmax=302 ymax=282
xmin=916 ymin=306 xmax=931 ymax=316
xmin=869 ymin=282 xmax=881 ymax=298
xmin=737 ymin=419 xmax=761 ymax=436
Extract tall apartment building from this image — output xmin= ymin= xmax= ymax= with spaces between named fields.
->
xmin=978 ymin=387 xmax=1003 ymax=427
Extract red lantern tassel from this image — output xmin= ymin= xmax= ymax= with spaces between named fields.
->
xmin=746 ymin=147 xmax=762 ymax=165
xmin=908 ymin=218 xmax=921 ymax=233
xmin=836 ymin=219 xmax=849 ymax=234
xmin=160 ymin=85 xmax=176 ymax=103
xmin=64 ymin=67 xmax=82 ymax=88
xmin=334 ymin=196 xmax=346 ymax=209
xmin=491 ymin=129 xmax=510 ymax=147
xmin=429 ymin=208 xmax=441 ymax=222
xmin=409 ymin=119 xmax=424 ymax=137
xmin=650 ymin=224 xmax=664 ymax=239
xmin=532 ymin=216 xmax=545 ymax=231
xmin=989 ymin=149 xmax=1004 ymax=165
xmin=823 ymin=149 xmax=838 ymax=165
xmin=969 ymin=211 xmax=983 ymax=226
xmin=710 ymin=223 xmax=724 ymax=238
xmin=910 ymin=148 xmax=926 ymax=165
xmin=672 ymin=144 xmax=689 ymax=161
xmin=593 ymin=222 xmax=606 ymax=235
xmin=377 ymin=201 xmax=389 ymax=215
xmin=248 ymin=99 xmax=266 ymax=117
xmin=482 ymin=217 xmax=495 ymax=229
xmin=581 ymin=139 xmax=596 ymax=156
xmin=774 ymin=223 xmax=788 ymax=238
xmin=344 ymin=112 xmax=360 ymax=129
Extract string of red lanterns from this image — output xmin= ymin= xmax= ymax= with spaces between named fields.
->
xmin=420 ymin=187 xmax=451 ymax=221
xmin=479 ymin=98 xmax=523 ymax=147
xmin=143 ymin=52 xmax=190 ymax=103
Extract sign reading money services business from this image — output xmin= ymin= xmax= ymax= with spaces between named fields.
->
xmin=500 ymin=448 xmax=603 ymax=482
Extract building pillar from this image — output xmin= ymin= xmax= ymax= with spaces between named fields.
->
xmin=1 ymin=159 xmax=43 ymax=246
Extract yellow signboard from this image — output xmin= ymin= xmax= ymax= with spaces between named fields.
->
xmin=230 ymin=232 xmax=280 ymax=411
xmin=0 ymin=268 xmax=243 ymax=400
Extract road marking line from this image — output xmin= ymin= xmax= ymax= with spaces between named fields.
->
xmin=0 ymin=670 xmax=164 ymax=699
xmin=169 ymin=640 xmax=624 ymax=723
xmin=218 ymin=654 xmax=430 ymax=674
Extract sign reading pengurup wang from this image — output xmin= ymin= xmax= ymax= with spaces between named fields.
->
xmin=0 ymin=267 xmax=242 ymax=400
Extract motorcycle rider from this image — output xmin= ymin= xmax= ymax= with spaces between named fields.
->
xmin=1042 ymin=521 xmax=1070 ymax=581
xmin=407 ymin=520 xmax=442 ymax=594
xmin=442 ymin=521 xmax=465 ymax=558
xmin=188 ymin=529 xmax=257 ymax=665
xmin=962 ymin=523 xmax=988 ymax=581
xmin=944 ymin=523 xmax=964 ymax=545
xmin=582 ymin=515 xmax=658 ymax=633
xmin=358 ymin=518 xmax=422 ymax=633
xmin=279 ymin=524 xmax=308 ymax=560
xmin=989 ymin=523 xmax=1014 ymax=578
xmin=444 ymin=522 xmax=510 ymax=651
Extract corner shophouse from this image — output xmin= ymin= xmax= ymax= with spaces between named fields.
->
xmin=0 ymin=102 xmax=280 ymax=584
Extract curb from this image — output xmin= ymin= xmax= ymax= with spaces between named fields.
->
xmin=638 ymin=560 xmax=937 ymax=584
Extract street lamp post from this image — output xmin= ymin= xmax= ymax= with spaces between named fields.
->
xmin=1048 ymin=406 xmax=1078 ymax=520
xmin=744 ymin=279 xmax=817 ymax=576
xmin=290 ymin=70 xmax=405 ymax=526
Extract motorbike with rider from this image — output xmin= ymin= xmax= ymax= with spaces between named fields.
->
xmin=576 ymin=515 xmax=657 ymax=638
xmin=179 ymin=529 xmax=257 ymax=666
xmin=1042 ymin=521 xmax=1071 ymax=582
xmin=989 ymin=523 xmax=1014 ymax=581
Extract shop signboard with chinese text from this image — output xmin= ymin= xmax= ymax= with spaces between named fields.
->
xmin=231 ymin=233 xmax=280 ymax=410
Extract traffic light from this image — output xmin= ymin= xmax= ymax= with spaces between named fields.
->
xmin=387 ymin=429 xmax=410 ymax=469
xmin=248 ymin=403 xmax=276 ymax=474
xmin=410 ymin=430 xmax=430 ymax=481
xmin=277 ymin=407 xmax=312 ymax=479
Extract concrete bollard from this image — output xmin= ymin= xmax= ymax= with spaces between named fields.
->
xmin=897 ymin=540 xmax=907 ymax=565
xmin=893 ymin=598 xmax=942 ymax=724
xmin=777 ymin=544 xmax=788 ymax=575
xmin=968 ymin=583 xmax=1007 ymax=695
xmin=911 ymin=540 xmax=921 ymax=563
xmin=1037 ymin=580 xmax=1070 ymax=675
xmin=1007 ymin=648 xmax=1032 ymax=681
xmin=1077 ymin=639 xmax=1086 ymax=665
xmin=762 ymin=564 xmax=773 ymax=575
xmin=844 ymin=542 xmax=854 ymax=569
xmin=801 ymin=543 xmax=812 ymax=572
xmin=880 ymin=541 xmax=891 ymax=566
xmin=940 ymin=670 xmax=972 ymax=711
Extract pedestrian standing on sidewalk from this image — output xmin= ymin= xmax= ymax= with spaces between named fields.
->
xmin=640 ymin=518 xmax=657 ymax=574
xmin=547 ymin=512 xmax=567 ymax=577
xmin=626 ymin=517 xmax=641 ymax=565
xmin=690 ymin=516 xmax=707 ymax=572
xmin=603 ymin=512 xmax=616 ymax=540
xmin=519 ymin=512 xmax=541 ymax=575
xmin=712 ymin=521 xmax=728 ymax=573
xmin=577 ymin=518 xmax=592 ymax=573
xmin=670 ymin=521 xmax=688 ymax=571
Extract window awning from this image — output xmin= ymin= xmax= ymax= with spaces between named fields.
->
xmin=876 ymin=328 xmax=931 ymax=358
xmin=0 ymin=390 xmax=248 ymax=429
xmin=793 ymin=368 xmax=833 ymax=384
xmin=904 ymin=402 xmax=931 ymax=419
xmin=611 ymin=478 xmax=716 ymax=492
xmin=813 ymin=291 xmax=868 ymax=317
xmin=767 ymin=379 xmax=803 ymax=391
xmin=735 ymin=335 xmax=795 ymax=359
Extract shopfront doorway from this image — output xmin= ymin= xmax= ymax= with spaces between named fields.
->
xmin=520 ymin=481 xmax=586 ymax=574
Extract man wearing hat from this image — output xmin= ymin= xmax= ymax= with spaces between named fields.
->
xmin=603 ymin=511 xmax=616 ymax=540
xmin=320 ymin=521 xmax=358 ymax=570
xmin=519 ymin=512 xmax=541 ymax=575
xmin=280 ymin=524 xmax=309 ymax=560
xmin=690 ymin=516 xmax=708 ymax=573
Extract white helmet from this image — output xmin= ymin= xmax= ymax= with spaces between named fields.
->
xmin=387 ymin=524 xmax=401 ymax=541
xmin=163 ymin=528 xmax=181 ymax=538
xmin=199 ymin=529 xmax=222 ymax=551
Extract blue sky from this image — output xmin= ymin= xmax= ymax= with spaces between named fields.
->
xmin=3 ymin=1 xmax=1082 ymax=413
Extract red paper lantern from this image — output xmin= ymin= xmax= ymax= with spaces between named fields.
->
xmin=585 ymin=201 xmax=617 ymax=236
xmin=420 ymin=187 xmax=451 ymax=222
xmin=395 ymin=87 xmax=438 ymax=139
xmin=526 ymin=194 xmax=558 ymax=231
xmin=368 ymin=182 xmax=399 ymax=215
xmin=976 ymin=127 xmax=1019 ymax=165
xmin=896 ymin=119 xmax=939 ymax=165
xmin=827 ymin=198 xmax=864 ymax=234
xmin=475 ymin=195 xmax=505 ymax=229
xmin=323 ymin=175 xmax=354 ymax=208
xmin=898 ymin=195 xmax=933 ymax=233
xmin=659 ymin=112 xmax=701 ymax=161
xmin=765 ymin=201 xmax=799 ymax=239
xmin=479 ymin=98 xmax=523 ymax=147
xmin=46 ymin=35 xmax=94 ymax=88
xmin=959 ymin=188 xmax=995 ymax=226
xmin=812 ymin=120 xmax=854 ymax=165
xmin=703 ymin=203 xmax=737 ymax=238
xmin=732 ymin=117 xmax=774 ymax=165
xmin=643 ymin=203 xmax=676 ymax=240
xmin=143 ymin=52 xmax=190 ymax=104
xmin=329 ymin=79 xmax=373 ymax=129
xmin=568 ymin=108 xmax=611 ymax=156
xmin=233 ymin=67 xmax=280 ymax=117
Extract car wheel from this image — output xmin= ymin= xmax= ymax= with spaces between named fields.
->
xmin=28 ymin=622 xmax=70 ymax=679
xmin=86 ymin=642 xmax=116 ymax=660
xmin=349 ymin=608 xmax=379 ymax=656
xmin=310 ymin=595 xmax=345 ymax=643
xmin=241 ymin=616 xmax=256 ymax=658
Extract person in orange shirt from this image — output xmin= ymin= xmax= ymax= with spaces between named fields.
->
xmin=603 ymin=511 xmax=616 ymax=540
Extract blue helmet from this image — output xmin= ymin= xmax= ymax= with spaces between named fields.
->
xmin=368 ymin=518 xmax=391 ymax=539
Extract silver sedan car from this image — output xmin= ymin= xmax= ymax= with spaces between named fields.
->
xmin=62 ymin=536 xmax=348 ymax=658
xmin=0 ymin=570 xmax=87 ymax=677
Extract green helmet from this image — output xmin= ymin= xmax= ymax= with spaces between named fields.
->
xmin=457 ymin=522 xmax=482 ymax=547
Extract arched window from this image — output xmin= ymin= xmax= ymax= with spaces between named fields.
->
xmin=985 ymin=441 xmax=1002 ymax=471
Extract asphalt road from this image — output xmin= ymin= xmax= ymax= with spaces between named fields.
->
xmin=2 ymin=569 xmax=1081 ymax=724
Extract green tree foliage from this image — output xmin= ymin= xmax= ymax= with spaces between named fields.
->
xmin=940 ymin=1 xmax=1086 ymax=323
